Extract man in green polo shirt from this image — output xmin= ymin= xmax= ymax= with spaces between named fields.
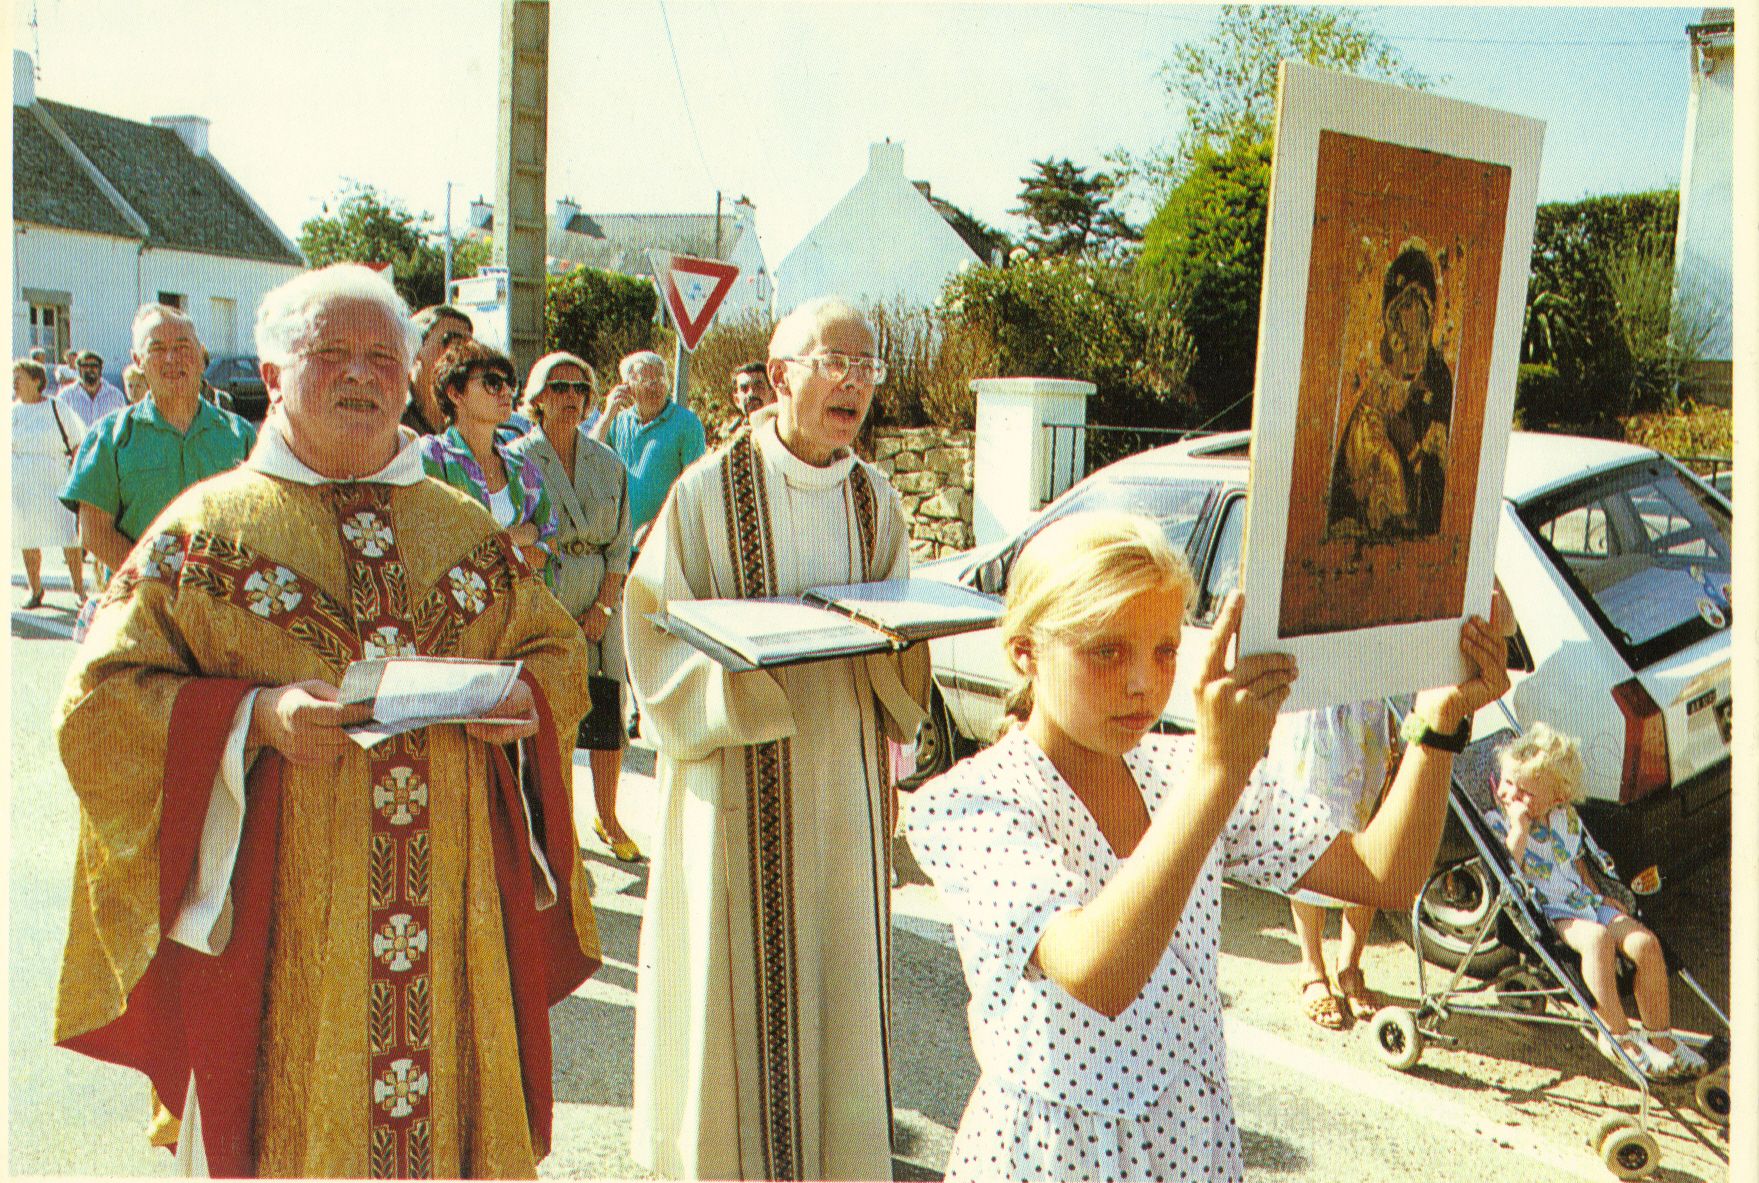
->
xmin=589 ymin=350 xmax=706 ymax=545
xmin=62 ymin=304 xmax=257 ymax=573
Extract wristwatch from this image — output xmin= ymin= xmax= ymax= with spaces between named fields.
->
xmin=1400 ymin=710 xmax=1472 ymax=752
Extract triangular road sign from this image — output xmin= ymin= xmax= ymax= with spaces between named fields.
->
xmin=652 ymin=252 xmax=740 ymax=351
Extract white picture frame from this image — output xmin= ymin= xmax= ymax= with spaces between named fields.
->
xmin=1238 ymin=61 xmax=1545 ymax=712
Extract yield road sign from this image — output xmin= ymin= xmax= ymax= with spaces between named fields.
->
xmin=653 ymin=252 xmax=740 ymax=351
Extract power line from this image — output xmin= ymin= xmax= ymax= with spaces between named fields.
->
xmin=655 ymin=0 xmax=719 ymax=193
xmin=1069 ymin=3 xmax=1682 ymax=47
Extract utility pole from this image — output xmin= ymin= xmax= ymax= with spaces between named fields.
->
xmin=443 ymin=180 xmax=455 ymax=296
xmin=493 ymin=0 xmax=549 ymax=378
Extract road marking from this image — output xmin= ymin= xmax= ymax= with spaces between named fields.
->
xmin=1223 ymin=1018 xmax=1611 ymax=1181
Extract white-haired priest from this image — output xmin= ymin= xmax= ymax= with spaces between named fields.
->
xmin=625 ymin=296 xmax=931 ymax=1180
xmin=51 ymin=263 xmax=600 ymax=1178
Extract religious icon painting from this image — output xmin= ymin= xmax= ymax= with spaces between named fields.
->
xmin=1239 ymin=63 xmax=1545 ymax=711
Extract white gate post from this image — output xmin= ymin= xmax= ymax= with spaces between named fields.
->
xmin=970 ymin=377 xmax=1095 ymax=546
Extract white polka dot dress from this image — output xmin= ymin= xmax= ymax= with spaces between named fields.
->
xmin=905 ymin=729 xmax=1338 ymax=1182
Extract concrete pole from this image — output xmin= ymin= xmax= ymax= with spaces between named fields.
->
xmin=493 ymin=0 xmax=549 ymax=379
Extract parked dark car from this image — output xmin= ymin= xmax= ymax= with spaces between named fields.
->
xmin=203 ymin=355 xmax=269 ymax=422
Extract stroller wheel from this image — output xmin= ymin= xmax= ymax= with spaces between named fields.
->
xmin=1369 ymin=1007 xmax=1423 ymax=1071
xmin=1599 ymin=1125 xmax=1661 ymax=1179
xmin=1492 ymin=966 xmax=1548 ymax=1015
xmin=1694 ymin=1066 xmax=1730 ymax=1125
xmin=1590 ymin=1114 xmax=1630 ymax=1153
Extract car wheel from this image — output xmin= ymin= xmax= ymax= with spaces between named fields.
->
xmin=897 ymin=689 xmax=958 ymax=792
xmin=1390 ymin=857 xmax=1518 ymax=979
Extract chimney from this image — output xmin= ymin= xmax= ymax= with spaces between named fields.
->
xmin=868 ymin=140 xmax=905 ymax=176
xmin=151 ymin=115 xmax=210 ymax=156
xmin=14 ymin=50 xmax=35 ymax=108
xmin=554 ymin=196 xmax=580 ymax=226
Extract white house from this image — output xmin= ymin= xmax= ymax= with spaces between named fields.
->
xmin=469 ymin=196 xmax=773 ymax=321
xmin=773 ymin=141 xmax=984 ymax=316
xmin=1671 ymin=8 xmax=1734 ymax=404
xmin=11 ymin=50 xmax=305 ymax=374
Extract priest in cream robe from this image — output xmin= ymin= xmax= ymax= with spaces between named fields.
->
xmin=626 ymin=297 xmax=931 ymax=1180
xmin=52 ymin=265 xmax=600 ymax=1178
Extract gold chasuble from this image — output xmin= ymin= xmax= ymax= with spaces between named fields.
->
xmin=53 ymin=435 xmax=600 ymax=1179
xmin=626 ymin=417 xmax=930 ymax=1181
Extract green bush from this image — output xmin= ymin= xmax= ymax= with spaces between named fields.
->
xmin=1521 ymin=190 xmax=1702 ymax=425
xmin=1621 ymin=403 xmax=1731 ymax=461
xmin=938 ymin=259 xmax=1194 ymax=428
xmin=543 ymin=266 xmax=660 ymax=383
xmin=1136 ymin=137 xmax=1272 ymax=428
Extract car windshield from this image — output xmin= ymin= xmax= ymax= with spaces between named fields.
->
xmin=1026 ymin=475 xmax=1217 ymax=555
xmin=1520 ymin=460 xmax=1731 ymax=669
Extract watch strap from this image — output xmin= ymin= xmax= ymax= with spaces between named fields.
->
xmin=1400 ymin=710 xmax=1471 ymax=753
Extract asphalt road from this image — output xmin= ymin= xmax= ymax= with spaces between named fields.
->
xmin=8 ymin=572 xmax=1733 ymax=1180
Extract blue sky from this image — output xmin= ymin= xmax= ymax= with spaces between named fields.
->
xmin=10 ymin=3 xmax=1716 ymax=264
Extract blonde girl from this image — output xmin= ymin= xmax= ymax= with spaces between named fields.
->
xmin=905 ymin=511 xmax=1510 ymax=1182
xmin=1492 ymin=725 xmax=1706 ymax=1080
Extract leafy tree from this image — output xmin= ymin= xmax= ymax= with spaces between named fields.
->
xmin=544 ymin=265 xmax=661 ymax=381
xmin=1135 ymin=137 xmax=1272 ymax=425
xmin=1012 ymin=158 xmax=1138 ymax=260
xmin=1115 ymin=6 xmax=1433 ymax=203
xmin=939 ymin=258 xmax=1193 ymax=427
xmin=299 ymin=181 xmax=490 ymax=309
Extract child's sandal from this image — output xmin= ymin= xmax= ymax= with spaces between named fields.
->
xmin=1300 ymin=978 xmax=1347 ymax=1030
xmin=1335 ymin=967 xmax=1384 ymax=1022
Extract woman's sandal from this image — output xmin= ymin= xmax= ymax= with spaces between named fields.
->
xmin=1336 ymin=966 xmax=1385 ymax=1022
xmin=1301 ymin=977 xmax=1348 ymax=1030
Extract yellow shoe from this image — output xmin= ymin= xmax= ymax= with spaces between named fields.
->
xmin=593 ymin=816 xmax=644 ymax=862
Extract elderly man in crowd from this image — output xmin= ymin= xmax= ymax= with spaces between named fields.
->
xmin=61 ymin=306 xmax=256 ymax=576
xmin=625 ymin=297 xmax=930 ymax=1180
xmin=589 ymin=350 xmax=706 ymax=545
xmin=59 ymin=350 xmax=128 ymax=425
xmin=52 ymin=264 xmax=600 ymax=1178
xmin=403 ymin=304 xmax=475 ymax=436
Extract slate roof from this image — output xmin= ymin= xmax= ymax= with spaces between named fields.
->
xmin=15 ymin=99 xmax=302 ymax=266
xmin=13 ymin=106 xmax=136 ymax=239
xmin=472 ymin=205 xmax=744 ymax=272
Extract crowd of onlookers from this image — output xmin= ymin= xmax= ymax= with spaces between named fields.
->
xmin=12 ymin=297 xmax=777 ymax=859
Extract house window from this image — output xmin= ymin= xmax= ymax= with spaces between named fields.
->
xmin=28 ymin=303 xmax=69 ymax=357
xmin=157 ymin=291 xmax=186 ymax=310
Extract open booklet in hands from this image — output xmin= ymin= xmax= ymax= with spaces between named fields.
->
xmin=338 ymin=657 xmax=526 ymax=749
xmin=652 ymin=578 xmax=1003 ymax=672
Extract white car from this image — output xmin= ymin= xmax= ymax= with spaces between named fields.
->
xmin=911 ymin=430 xmax=1732 ymax=973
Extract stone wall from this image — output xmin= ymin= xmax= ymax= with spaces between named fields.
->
xmin=872 ymin=426 xmax=975 ymax=561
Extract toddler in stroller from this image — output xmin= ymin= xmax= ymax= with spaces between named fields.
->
xmin=1488 ymin=724 xmax=1708 ymax=1082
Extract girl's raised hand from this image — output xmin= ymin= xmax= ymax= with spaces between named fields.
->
xmin=1193 ymin=591 xmax=1297 ymax=782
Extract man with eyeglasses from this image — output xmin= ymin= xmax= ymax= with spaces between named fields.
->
xmin=590 ymin=350 xmax=707 ymax=546
xmin=58 ymin=350 xmax=128 ymax=425
xmin=51 ymin=265 xmax=598 ymax=1176
xmin=403 ymin=304 xmax=474 ymax=436
xmin=625 ymin=296 xmax=930 ymax=1180
xmin=60 ymin=305 xmax=256 ymax=576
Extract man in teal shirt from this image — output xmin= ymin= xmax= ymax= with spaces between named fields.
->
xmin=62 ymin=304 xmax=256 ymax=572
xmin=590 ymin=350 xmax=707 ymax=545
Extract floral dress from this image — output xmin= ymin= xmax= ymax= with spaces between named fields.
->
xmin=420 ymin=427 xmax=558 ymax=580
xmin=1264 ymin=699 xmax=1397 ymax=908
xmin=905 ymin=730 xmax=1337 ymax=1182
xmin=1486 ymin=802 xmax=1612 ymax=923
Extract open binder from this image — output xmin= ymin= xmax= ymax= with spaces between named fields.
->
xmin=653 ymin=578 xmax=1003 ymax=672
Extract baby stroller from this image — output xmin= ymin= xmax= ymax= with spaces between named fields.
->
xmin=1367 ymin=706 xmax=1730 ymax=1180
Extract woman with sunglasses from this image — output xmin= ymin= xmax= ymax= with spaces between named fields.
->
xmin=419 ymin=340 xmax=557 ymax=575
xmin=508 ymin=352 xmax=642 ymax=860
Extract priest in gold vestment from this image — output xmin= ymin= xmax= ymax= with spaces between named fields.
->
xmin=52 ymin=265 xmax=600 ymax=1178
xmin=626 ymin=298 xmax=930 ymax=1180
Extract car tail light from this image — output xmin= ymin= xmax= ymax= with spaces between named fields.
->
xmin=1611 ymin=678 xmax=1670 ymax=803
